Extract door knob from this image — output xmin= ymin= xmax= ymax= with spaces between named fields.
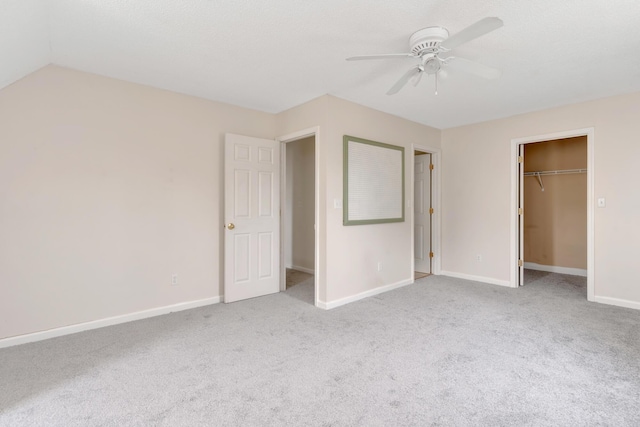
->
xmin=227 ymin=223 xmax=235 ymax=230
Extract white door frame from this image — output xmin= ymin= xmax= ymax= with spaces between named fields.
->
xmin=277 ymin=127 xmax=321 ymax=307
xmin=411 ymin=144 xmax=442 ymax=276
xmin=510 ymin=127 xmax=595 ymax=301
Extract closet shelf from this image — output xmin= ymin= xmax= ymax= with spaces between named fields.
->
xmin=524 ymin=168 xmax=586 ymax=176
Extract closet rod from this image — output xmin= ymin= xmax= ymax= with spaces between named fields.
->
xmin=523 ymin=168 xmax=586 ymax=177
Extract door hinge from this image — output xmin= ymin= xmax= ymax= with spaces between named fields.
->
xmin=429 ymin=163 xmax=434 ymax=170
xmin=429 ymin=207 xmax=434 ymax=214
xmin=518 ymin=156 xmax=523 ymax=164
xmin=429 ymin=252 xmax=434 ymax=258
xmin=518 ymin=259 xmax=523 ymax=267
xmin=518 ymin=208 xmax=523 ymax=215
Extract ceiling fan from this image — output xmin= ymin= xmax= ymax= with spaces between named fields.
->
xmin=346 ymin=17 xmax=503 ymax=95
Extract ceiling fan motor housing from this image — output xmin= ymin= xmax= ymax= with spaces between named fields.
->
xmin=409 ymin=27 xmax=449 ymax=55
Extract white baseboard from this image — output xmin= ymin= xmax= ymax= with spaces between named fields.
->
xmin=594 ymin=296 xmax=640 ymax=311
xmin=0 ymin=296 xmax=221 ymax=349
xmin=290 ymin=265 xmax=315 ymax=275
xmin=524 ymin=262 xmax=587 ymax=277
xmin=440 ymin=271 xmax=512 ymax=288
xmin=317 ymin=278 xmax=413 ymax=310
xmin=315 ymin=300 xmax=328 ymax=309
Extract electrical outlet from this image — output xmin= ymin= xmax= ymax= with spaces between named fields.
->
xmin=377 ymin=262 xmax=383 ymax=272
xmin=476 ymin=254 xmax=482 ymax=262
xmin=171 ymin=274 xmax=178 ymax=286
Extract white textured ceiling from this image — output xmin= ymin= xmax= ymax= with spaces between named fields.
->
xmin=2 ymin=0 xmax=640 ymax=128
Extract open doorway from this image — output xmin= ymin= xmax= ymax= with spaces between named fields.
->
xmin=412 ymin=144 xmax=441 ymax=280
xmin=511 ymin=128 xmax=595 ymax=301
xmin=521 ymin=137 xmax=588 ymax=292
xmin=414 ymin=150 xmax=432 ymax=279
xmin=280 ymin=133 xmax=317 ymax=305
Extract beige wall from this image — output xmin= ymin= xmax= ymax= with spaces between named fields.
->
xmin=524 ymin=137 xmax=587 ymax=269
xmin=277 ymin=95 xmax=441 ymax=305
xmin=2 ymin=77 xmax=440 ymax=338
xmin=442 ymin=91 xmax=640 ymax=304
xmin=285 ymin=142 xmax=294 ymax=268
xmin=7 ymin=64 xmax=639 ymax=341
xmin=289 ymin=137 xmax=315 ymax=272
xmin=324 ymin=96 xmax=441 ymax=302
xmin=0 ymin=65 xmax=276 ymax=339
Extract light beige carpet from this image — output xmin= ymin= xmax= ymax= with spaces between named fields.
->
xmin=2 ymin=271 xmax=640 ymax=426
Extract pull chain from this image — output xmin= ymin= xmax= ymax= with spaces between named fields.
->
xmin=435 ymin=72 xmax=438 ymax=95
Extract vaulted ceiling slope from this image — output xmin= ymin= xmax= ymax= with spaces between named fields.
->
xmin=0 ymin=0 xmax=50 ymax=88
xmin=2 ymin=0 xmax=640 ymax=129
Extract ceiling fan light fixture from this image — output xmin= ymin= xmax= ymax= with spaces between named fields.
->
xmin=423 ymin=57 xmax=441 ymax=74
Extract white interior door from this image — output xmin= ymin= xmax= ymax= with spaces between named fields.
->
xmin=224 ymin=133 xmax=280 ymax=303
xmin=414 ymin=153 xmax=431 ymax=274
xmin=518 ymin=144 xmax=525 ymax=286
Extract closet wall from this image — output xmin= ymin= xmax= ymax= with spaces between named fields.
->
xmin=524 ymin=136 xmax=587 ymax=270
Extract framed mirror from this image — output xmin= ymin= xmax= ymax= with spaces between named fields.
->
xmin=343 ymin=135 xmax=404 ymax=225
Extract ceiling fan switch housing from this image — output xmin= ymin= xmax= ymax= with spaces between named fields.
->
xmin=409 ymin=27 xmax=449 ymax=55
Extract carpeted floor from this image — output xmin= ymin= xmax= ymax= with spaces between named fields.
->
xmin=1 ymin=271 xmax=640 ymax=426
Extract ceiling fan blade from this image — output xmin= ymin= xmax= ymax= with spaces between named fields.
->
xmin=440 ymin=17 xmax=503 ymax=50
xmin=446 ymin=57 xmax=501 ymax=79
xmin=387 ymin=67 xmax=420 ymax=95
xmin=346 ymin=53 xmax=414 ymax=61
xmin=411 ymin=70 xmax=424 ymax=87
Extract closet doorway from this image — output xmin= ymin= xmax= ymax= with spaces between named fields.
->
xmin=412 ymin=143 xmax=441 ymax=280
xmin=414 ymin=151 xmax=432 ymax=279
xmin=281 ymin=135 xmax=316 ymax=305
xmin=511 ymin=128 xmax=595 ymax=300
xmin=523 ymin=137 xmax=587 ymax=281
